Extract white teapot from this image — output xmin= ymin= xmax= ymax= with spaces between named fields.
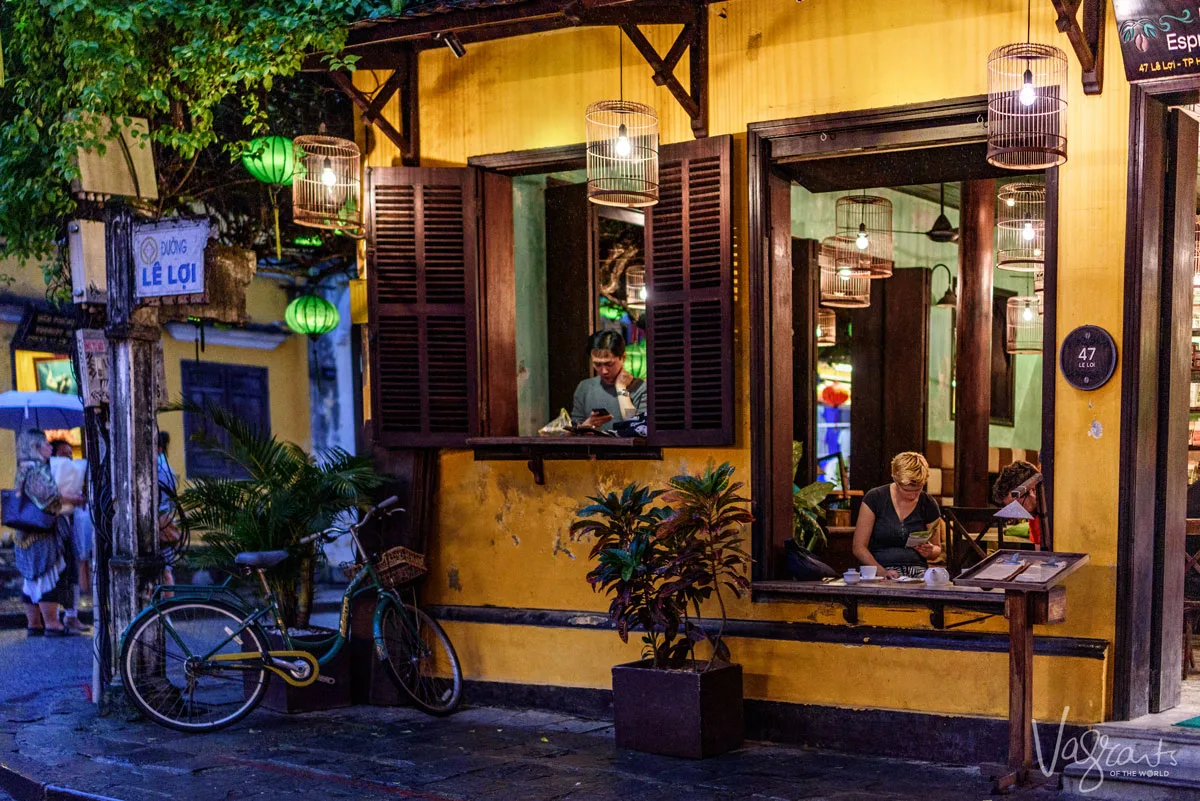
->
xmin=924 ymin=567 xmax=950 ymax=586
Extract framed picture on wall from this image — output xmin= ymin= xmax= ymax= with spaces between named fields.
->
xmin=35 ymin=357 xmax=79 ymax=396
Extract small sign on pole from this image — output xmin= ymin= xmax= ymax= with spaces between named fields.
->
xmin=77 ymin=328 xmax=168 ymax=409
xmin=133 ymin=217 xmax=209 ymax=303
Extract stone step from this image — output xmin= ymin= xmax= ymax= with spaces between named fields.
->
xmin=1061 ymin=724 xmax=1200 ymax=799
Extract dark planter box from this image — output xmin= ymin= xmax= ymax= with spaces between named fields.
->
xmin=611 ymin=660 xmax=744 ymax=759
xmin=246 ymin=627 xmax=352 ymax=714
xmin=349 ymin=591 xmax=406 ymax=706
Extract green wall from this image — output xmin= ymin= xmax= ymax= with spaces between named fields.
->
xmin=513 ymin=175 xmax=550 ymax=435
xmin=791 ymin=184 xmax=1042 ymax=451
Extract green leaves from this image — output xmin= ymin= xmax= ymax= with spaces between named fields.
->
xmin=573 ymin=463 xmax=754 ymax=670
xmin=0 ymin=0 xmax=368 ymax=264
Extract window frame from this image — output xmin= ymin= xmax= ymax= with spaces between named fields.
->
xmin=180 ymin=360 xmax=271 ymax=480
xmin=747 ymin=96 xmax=1060 ymax=582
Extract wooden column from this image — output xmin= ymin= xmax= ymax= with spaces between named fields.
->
xmin=102 ymin=203 xmax=163 ymax=703
xmin=954 ymin=179 xmax=995 ymax=507
xmin=1004 ymin=590 xmax=1035 ymax=784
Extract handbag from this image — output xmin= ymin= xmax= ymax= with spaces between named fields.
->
xmin=784 ymin=539 xmax=837 ymax=582
xmin=2 ymin=488 xmax=56 ymax=533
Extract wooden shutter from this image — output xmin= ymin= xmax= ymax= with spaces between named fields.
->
xmin=645 ymin=135 xmax=734 ymax=446
xmin=367 ymin=168 xmax=479 ymax=447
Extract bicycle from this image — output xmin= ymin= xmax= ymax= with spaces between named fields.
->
xmin=118 ymin=497 xmax=463 ymax=732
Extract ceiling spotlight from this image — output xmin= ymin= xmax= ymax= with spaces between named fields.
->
xmin=435 ymin=32 xmax=467 ymax=58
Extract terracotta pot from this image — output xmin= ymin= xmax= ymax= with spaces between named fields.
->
xmin=611 ymin=660 xmax=744 ymax=758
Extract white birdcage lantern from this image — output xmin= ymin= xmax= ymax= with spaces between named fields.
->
xmin=835 ymin=195 xmax=893 ymax=278
xmin=996 ymin=182 xmax=1045 ymax=272
xmin=585 ymin=101 xmax=659 ymax=208
xmin=819 ymin=236 xmax=871 ymax=308
xmin=1006 ymin=295 xmax=1043 ymax=355
xmin=293 ymin=135 xmax=363 ymax=236
xmin=987 ymin=42 xmax=1068 ymax=169
xmin=816 ymin=307 xmax=837 ymax=347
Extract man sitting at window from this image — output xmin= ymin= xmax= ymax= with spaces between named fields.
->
xmin=571 ymin=331 xmax=646 ymax=432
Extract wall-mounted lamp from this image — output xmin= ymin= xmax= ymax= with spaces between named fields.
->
xmin=435 ymin=31 xmax=467 ymax=58
xmin=930 ymin=263 xmax=958 ymax=309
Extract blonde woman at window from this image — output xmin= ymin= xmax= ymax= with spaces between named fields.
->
xmin=852 ymin=452 xmax=945 ymax=579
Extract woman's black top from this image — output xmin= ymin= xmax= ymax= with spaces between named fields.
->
xmin=863 ymin=484 xmax=941 ymax=568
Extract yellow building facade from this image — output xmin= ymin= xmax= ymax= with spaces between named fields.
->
xmin=356 ymin=0 xmax=1137 ymax=754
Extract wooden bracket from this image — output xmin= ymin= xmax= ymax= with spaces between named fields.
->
xmin=1050 ymin=0 xmax=1105 ymax=95
xmin=618 ymin=10 xmax=709 ymax=138
xmin=329 ymin=48 xmax=420 ymax=165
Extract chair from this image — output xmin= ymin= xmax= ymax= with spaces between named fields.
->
xmin=942 ymin=506 xmax=997 ymax=577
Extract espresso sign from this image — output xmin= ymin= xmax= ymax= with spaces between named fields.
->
xmin=1113 ymin=3 xmax=1200 ymax=81
xmin=1060 ymin=325 xmax=1117 ymax=391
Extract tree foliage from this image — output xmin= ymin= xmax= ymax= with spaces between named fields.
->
xmin=0 ymin=0 xmax=402 ymax=280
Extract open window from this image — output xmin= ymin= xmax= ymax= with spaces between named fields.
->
xmin=750 ymin=100 xmax=1057 ymax=582
xmin=365 ymin=137 xmax=734 ymax=452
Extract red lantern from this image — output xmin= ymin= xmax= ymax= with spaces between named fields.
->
xmin=821 ymin=382 xmax=850 ymax=408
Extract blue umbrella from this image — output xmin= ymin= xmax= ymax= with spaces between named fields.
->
xmin=0 ymin=391 xmax=85 ymax=430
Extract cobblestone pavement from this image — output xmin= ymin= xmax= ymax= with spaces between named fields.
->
xmin=0 ymin=630 xmax=1035 ymax=801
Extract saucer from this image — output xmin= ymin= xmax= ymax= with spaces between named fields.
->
xmin=857 ymin=575 xmax=886 ymax=582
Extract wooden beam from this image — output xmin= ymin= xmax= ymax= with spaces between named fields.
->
xmin=620 ymin=20 xmax=705 ymax=134
xmin=1051 ymin=0 xmax=1105 ymax=95
xmin=328 ymin=70 xmax=410 ymax=156
xmin=690 ymin=5 xmax=708 ymax=138
xmin=400 ymin=47 xmax=420 ymax=165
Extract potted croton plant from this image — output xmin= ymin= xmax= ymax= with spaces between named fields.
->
xmin=571 ymin=463 xmax=753 ymax=759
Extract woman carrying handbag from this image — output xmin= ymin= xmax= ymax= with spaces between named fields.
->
xmin=8 ymin=430 xmax=86 ymax=636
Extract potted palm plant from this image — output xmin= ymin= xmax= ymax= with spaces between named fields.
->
xmin=174 ymin=402 xmax=384 ymax=711
xmin=571 ymin=463 xmax=753 ymax=758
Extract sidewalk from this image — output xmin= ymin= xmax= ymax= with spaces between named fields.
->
xmin=0 ymin=632 xmax=1026 ymax=801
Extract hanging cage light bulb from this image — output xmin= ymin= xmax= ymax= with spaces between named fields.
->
xmin=997 ymin=182 xmax=1045 ymax=272
xmin=1019 ymin=68 xmax=1037 ymax=107
xmin=320 ymin=157 xmax=337 ymax=187
xmin=1006 ymin=295 xmax=1043 ymax=355
xmin=614 ymin=123 xmax=632 ymax=159
xmin=585 ymin=31 xmax=658 ymax=207
xmin=293 ymin=134 xmax=364 ymax=237
xmin=835 ymin=196 xmax=893 ymax=278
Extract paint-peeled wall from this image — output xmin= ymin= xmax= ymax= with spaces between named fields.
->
xmin=359 ymin=0 xmax=1129 ymax=724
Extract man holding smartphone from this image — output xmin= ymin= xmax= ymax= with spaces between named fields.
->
xmin=570 ymin=331 xmax=646 ymax=431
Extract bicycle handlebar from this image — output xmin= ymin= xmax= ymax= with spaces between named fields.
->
xmin=298 ymin=496 xmax=403 ymax=545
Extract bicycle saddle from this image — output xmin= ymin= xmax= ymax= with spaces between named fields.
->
xmin=234 ymin=550 xmax=289 ymax=568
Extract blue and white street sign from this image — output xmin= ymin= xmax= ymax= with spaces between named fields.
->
xmin=133 ymin=218 xmax=210 ymax=299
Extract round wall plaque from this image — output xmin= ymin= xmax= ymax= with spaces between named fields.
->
xmin=1059 ymin=325 xmax=1117 ymax=391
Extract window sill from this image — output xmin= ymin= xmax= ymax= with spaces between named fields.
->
xmin=751 ymin=578 xmax=1006 ymax=629
xmin=465 ymin=436 xmax=662 ymax=485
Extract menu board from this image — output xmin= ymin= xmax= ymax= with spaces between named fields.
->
xmin=1113 ymin=3 xmax=1200 ymax=82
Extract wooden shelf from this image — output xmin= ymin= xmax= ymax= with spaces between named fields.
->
xmin=466 ymin=436 xmax=661 ymax=485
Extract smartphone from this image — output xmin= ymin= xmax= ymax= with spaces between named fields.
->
xmin=592 ymin=408 xmax=613 ymax=418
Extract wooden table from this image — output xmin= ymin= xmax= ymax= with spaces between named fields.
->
xmin=753 ymin=578 xmax=1007 ymax=628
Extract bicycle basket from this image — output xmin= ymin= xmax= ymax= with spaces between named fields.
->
xmin=373 ymin=545 xmax=427 ymax=589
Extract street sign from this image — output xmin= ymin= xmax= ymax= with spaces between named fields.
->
xmin=1060 ymin=325 xmax=1118 ymax=391
xmin=133 ymin=217 xmax=209 ymax=300
xmin=75 ymin=328 xmax=168 ymax=408
xmin=1113 ymin=3 xmax=1200 ymax=82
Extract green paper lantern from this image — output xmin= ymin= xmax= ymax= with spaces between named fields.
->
xmin=293 ymin=234 xmax=324 ymax=248
xmin=242 ymin=136 xmax=295 ymax=187
xmin=286 ymin=294 xmax=339 ymax=338
xmin=625 ymin=339 xmax=647 ymax=380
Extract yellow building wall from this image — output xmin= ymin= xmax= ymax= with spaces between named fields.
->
xmin=362 ymin=0 xmax=1130 ymax=725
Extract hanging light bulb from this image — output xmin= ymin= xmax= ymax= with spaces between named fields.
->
xmin=320 ymin=157 xmax=337 ymax=188
xmin=1022 ymin=302 xmax=1034 ymax=322
xmin=1019 ymin=68 xmax=1037 ymax=107
xmin=855 ymin=223 xmax=869 ymax=251
xmin=639 ymin=285 xmax=647 ymax=301
xmin=1006 ymin=197 xmax=1016 ymax=207
xmin=1021 ymin=221 xmax=1036 ymax=241
xmin=614 ymin=122 xmax=632 ymax=159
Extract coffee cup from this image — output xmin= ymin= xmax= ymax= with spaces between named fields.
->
xmin=843 ymin=569 xmax=860 ymax=584
xmin=924 ymin=567 xmax=950 ymax=586
xmin=860 ymin=565 xmax=878 ymax=580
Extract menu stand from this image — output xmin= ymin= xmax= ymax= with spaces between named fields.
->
xmin=954 ymin=550 xmax=1090 ymax=791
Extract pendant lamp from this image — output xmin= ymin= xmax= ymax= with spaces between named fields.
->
xmin=293 ymin=131 xmax=364 ymax=237
xmin=996 ymin=182 xmax=1045 ymax=272
xmin=819 ymin=236 xmax=871 ymax=308
xmin=835 ymin=195 xmax=893 ymax=278
xmin=586 ymin=31 xmax=658 ymax=208
xmin=625 ymin=265 xmax=647 ymax=311
xmin=816 ymin=308 xmax=837 ymax=348
xmin=242 ymin=136 xmax=295 ymax=262
xmin=926 ymin=184 xmax=959 ymax=244
xmin=1006 ymin=296 xmax=1043 ymax=355
xmin=286 ymin=293 xmax=340 ymax=338
xmin=986 ymin=0 xmax=1068 ymax=169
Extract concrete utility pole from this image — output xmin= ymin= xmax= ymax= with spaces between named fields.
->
xmin=101 ymin=202 xmax=161 ymax=704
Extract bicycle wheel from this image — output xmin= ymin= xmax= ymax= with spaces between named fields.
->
xmin=120 ymin=599 xmax=271 ymax=733
xmin=378 ymin=598 xmax=463 ymax=715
